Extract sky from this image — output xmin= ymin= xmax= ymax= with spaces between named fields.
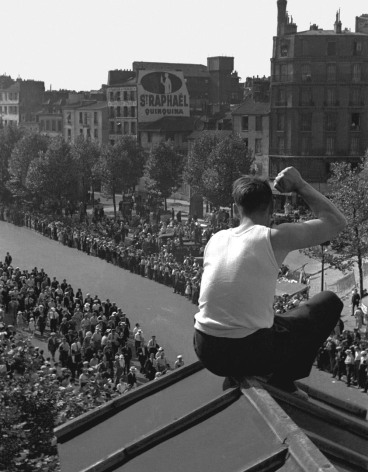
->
xmin=2 ymin=0 xmax=368 ymax=92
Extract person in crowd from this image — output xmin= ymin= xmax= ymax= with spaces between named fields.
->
xmin=174 ymin=354 xmax=184 ymax=368
xmin=351 ymin=288 xmax=361 ymax=317
xmin=194 ymin=167 xmax=346 ymax=396
xmin=47 ymin=332 xmax=59 ymax=362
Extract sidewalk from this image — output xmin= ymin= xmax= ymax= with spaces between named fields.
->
xmin=285 ymin=250 xmax=367 ymax=332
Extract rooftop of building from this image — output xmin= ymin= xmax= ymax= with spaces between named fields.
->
xmin=232 ymin=95 xmax=270 ymax=116
xmin=298 ymin=28 xmax=368 ymax=36
xmin=62 ymin=100 xmax=107 ymax=110
xmin=133 ymin=61 xmax=209 ymax=78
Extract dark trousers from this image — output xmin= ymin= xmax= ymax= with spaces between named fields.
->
xmin=194 ymin=291 xmax=343 ymax=381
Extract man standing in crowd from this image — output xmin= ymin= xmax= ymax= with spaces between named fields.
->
xmin=194 ymin=167 xmax=346 ymax=395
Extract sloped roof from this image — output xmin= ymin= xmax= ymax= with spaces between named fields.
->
xmin=55 ymin=362 xmax=339 ymax=472
xmin=232 ymin=95 xmax=270 ymax=115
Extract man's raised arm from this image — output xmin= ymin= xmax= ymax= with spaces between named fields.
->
xmin=271 ymin=167 xmax=346 ymax=265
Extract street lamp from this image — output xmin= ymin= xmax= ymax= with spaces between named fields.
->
xmin=320 ymin=240 xmax=330 ymax=291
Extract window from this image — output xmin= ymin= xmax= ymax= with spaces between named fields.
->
xmin=110 ymin=121 xmax=115 ymax=133
xmin=277 ymin=88 xmax=286 ymax=106
xmin=280 ymin=64 xmax=288 ymax=81
xmin=352 ymin=63 xmax=361 ymax=83
xmin=350 ymin=89 xmax=362 ymax=106
xmin=116 ymin=106 xmax=121 ymax=117
xmin=94 ymin=129 xmax=98 ymax=139
xmin=123 ymin=91 xmax=128 ymax=101
xmin=326 ymin=63 xmax=336 ymax=81
xmin=130 ymin=90 xmax=135 ymax=101
xmin=302 ymin=40 xmax=309 ymax=56
xmin=325 ymin=113 xmax=337 ymax=131
xmin=301 ymin=64 xmax=311 ymax=81
xmin=326 ymin=136 xmax=335 ymax=156
xmin=109 ymin=107 xmax=114 ymax=118
xmin=124 ymin=121 xmax=129 ymax=134
xmin=116 ymin=122 xmax=122 ymax=134
xmin=123 ymin=106 xmax=128 ymax=117
xmin=301 ymin=135 xmax=311 ymax=156
xmin=278 ymin=136 xmax=285 ymax=154
xmin=280 ymin=44 xmax=288 ymax=57
xmin=131 ymin=106 xmax=135 ymax=117
xmin=94 ymin=112 xmax=98 ymax=124
xmin=327 ymin=42 xmax=336 ymax=56
xmin=351 ymin=113 xmax=360 ymax=131
xmin=255 ymin=139 xmax=262 ymax=154
xmin=45 ymin=120 xmax=50 ymax=131
xmin=79 ymin=112 xmax=83 ymax=124
xmin=353 ymin=40 xmax=362 ymax=56
xmin=84 ymin=112 xmax=88 ymax=125
xmin=350 ymin=136 xmax=360 ymax=155
xmin=67 ymin=112 xmax=71 ymax=124
xmin=277 ymin=113 xmax=285 ymax=131
xmin=131 ymin=121 xmax=136 ymax=134
xmin=109 ymin=91 xmax=114 ymax=101
xmin=116 ymin=91 xmax=121 ymax=101
xmin=147 ymin=132 xmax=152 ymax=143
xmin=67 ymin=129 xmax=71 ymax=140
xmin=57 ymin=120 xmax=62 ymax=132
xmin=51 ymin=120 xmax=56 ymax=131
xmin=255 ymin=116 xmax=263 ymax=131
xmin=326 ymin=88 xmax=337 ymax=106
xmin=87 ymin=128 xmax=91 ymax=138
xmin=300 ymin=113 xmax=312 ymax=131
xmin=80 ymin=129 xmax=83 ymax=135
xmin=300 ymin=87 xmax=312 ymax=106
xmin=241 ymin=116 xmax=248 ymax=131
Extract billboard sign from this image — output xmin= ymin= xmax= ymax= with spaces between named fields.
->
xmin=137 ymin=70 xmax=190 ymax=122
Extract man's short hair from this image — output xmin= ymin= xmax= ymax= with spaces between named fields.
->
xmin=232 ymin=175 xmax=273 ymax=215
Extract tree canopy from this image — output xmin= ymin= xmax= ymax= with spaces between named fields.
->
xmin=100 ymin=137 xmax=145 ymax=217
xmin=185 ymin=133 xmax=253 ymax=208
xmin=144 ymin=141 xmax=185 ymax=209
xmin=26 ymin=137 xmax=78 ymax=203
xmin=327 ymin=157 xmax=368 ymax=295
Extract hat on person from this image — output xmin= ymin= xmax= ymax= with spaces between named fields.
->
xmin=158 ymin=347 xmax=164 ymax=351
xmin=361 ymin=351 xmax=367 ymax=356
xmin=130 ymin=366 xmax=136 ymax=372
xmin=177 ymin=355 xmax=182 ymax=359
xmin=51 ymin=332 xmax=56 ymax=335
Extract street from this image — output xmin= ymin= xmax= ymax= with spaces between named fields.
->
xmin=0 ymin=221 xmax=198 ymax=365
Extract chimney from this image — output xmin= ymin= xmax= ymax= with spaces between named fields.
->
xmin=277 ymin=0 xmax=287 ymax=36
xmin=334 ymin=10 xmax=342 ymax=33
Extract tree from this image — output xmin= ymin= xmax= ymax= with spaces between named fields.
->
xmin=71 ymin=135 xmax=101 ymax=208
xmin=25 ymin=137 xmax=78 ymax=206
xmin=326 ymin=158 xmax=368 ymax=296
xmin=99 ymin=137 xmax=145 ymax=218
xmin=0 ymin=125 xmax=23 ymax=200
xmin=7 ymin=132 xmax=49 ymax=198
xmin=184 ymin=131 xmax=224 ymax=196
xmin=184 ymin=133 xmax=253 ymax=214
xmin=144 ymin=141 xmax=185 ymax=210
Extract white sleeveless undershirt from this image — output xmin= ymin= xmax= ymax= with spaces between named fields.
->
xmin=194 ymin=225 xmax=279 ymax=338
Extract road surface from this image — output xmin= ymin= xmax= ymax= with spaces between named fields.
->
xmin=0 ymin=221 xmax=198 ymax=364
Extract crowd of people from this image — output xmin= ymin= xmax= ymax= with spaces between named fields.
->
xmin=0 ymin=255 xmax=186 ymax=401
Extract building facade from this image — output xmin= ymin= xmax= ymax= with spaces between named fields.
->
xmin=0 ymin=79 xmax=44 ymax=130
xmin=107 ymin=70 xmax=137 ymax=145
xmin=269 ymin=0 xmax=368 ymax=190
xmin=232 ymin=96 xmax=270 ymax=178
xmin=62 ymin=99 xmax=108 ymax=144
